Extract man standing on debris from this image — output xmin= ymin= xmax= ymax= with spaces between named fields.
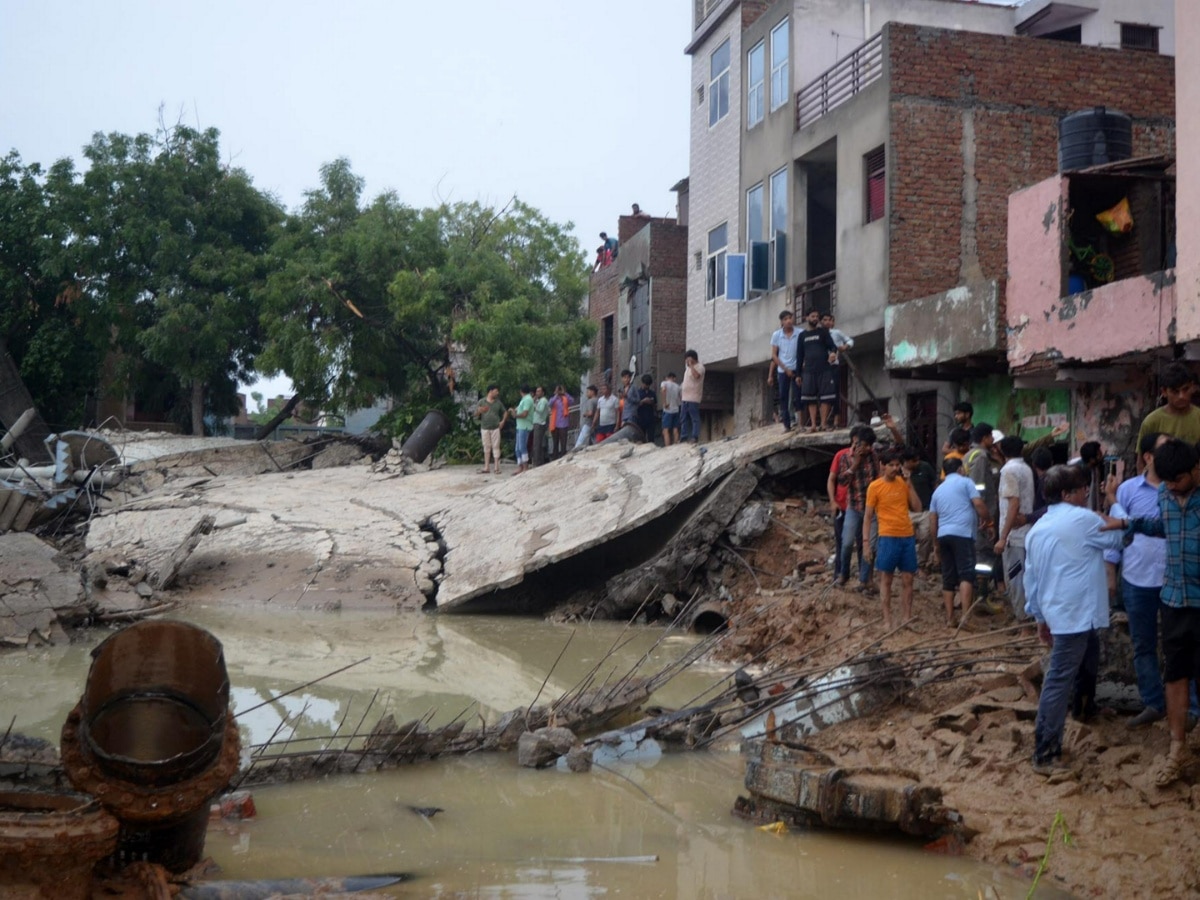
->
xmin=475 ymin=384 xmax=508 ymax=475
xmin=1109 ymin=439 xmax=1200 ymax=786
xmin=1136 ymin=363 xmax=1200 ymax=460
xmin=828 ymin=427 xmax=863 ymax=578
xmin=511 ymin=385 xmax=534 ymax=475
xmin=548 ymin=385 xmax=574 ymax=461
xmin=864 ymin=449 xmax=922 ymax=629
xmin=941 ymin=401 xmax=974 ymax=454
xmin=821 ymin=312 xmax=851 ymax=426
xmin=595 ymin=382 xmax=619 ymax=442
xmin=1024 ymin=464 xmax=1125 ymax=777
xmin=769 ymin=310 xmax=802 ymax=432
xmin=966 ymin=423 xmax=1001 ymax=579
xmin=530 ymin=386 xmax=550 ymax=467
xmin=836 ymin=429 xmax=880 ymax=589
xmin=680 ymin=350 xmax=705 ymax=443
xmin=930 ymin=457 xmax=989 ymax=628
xmin=660 ymin=371 xmax=681 ymax=445
xmin=798 ymin=308 xmax=839 ymax=432
xmin=994 ymin=436 xmax=1035 ymax=619
xmin=635 ymin=373 xmax=657 ymax=441
xmin=1104 ymin=432 xmax=1200 ymax=732
xmin=901 ymin=447 xmax=937 ymax=569
xmin=574 ymin=385 xmax=598 ymax=451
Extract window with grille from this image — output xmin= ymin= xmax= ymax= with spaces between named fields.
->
xmin=1120 ymin=23 xmax=1159 ymax=52
xmin=864 ymin=146 xmax=886 ymax=224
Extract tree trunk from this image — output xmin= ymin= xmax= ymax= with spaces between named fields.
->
xmin=191 ymin=378 xmax=205 ymax=436
xmin=0 ymin=338 xmax=53 ymax=463
xmin=253 ymin=394 xmax=303 ymax=441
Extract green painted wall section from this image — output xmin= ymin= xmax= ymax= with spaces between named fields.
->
xmin=963 ymin=376 xmax=1069 ymax=442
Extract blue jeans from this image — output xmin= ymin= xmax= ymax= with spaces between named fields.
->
xmin=839 ymin=507 xmax=871 ymax=584
xmin=1035 ymin=630 xmax=1094 ymax=764
xmin=1122 ymin=579 xmax=1200 ymax=716
xmin=680 ymin=401 xmax=700 ymax=442
xmin=515 ymin=428 xmax=530 ymax=464
xmin=833 ymin=508 xmax=846 ymax=575
xmin=776 ymin=374 xmax=795 ymax=430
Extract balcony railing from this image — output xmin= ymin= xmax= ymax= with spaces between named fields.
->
xmin=694 ymin=0 xmax=724 ymax=28
xmin=793 ymin=270 xmax=837 ymax=317
xmin=795 ymin=33 xmax=883 ymax=129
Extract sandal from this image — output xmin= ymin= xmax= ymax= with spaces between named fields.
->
xmin=1155 ymin=745 xmax=1191 ymax=788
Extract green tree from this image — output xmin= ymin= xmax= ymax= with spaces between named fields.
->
xmin=72 ymin=124 xmax=282 ymax=435
xmin=0 ymin=152 xmax=106 ymax=430
xmin=257 ymin=160 xmax=593 ymax=430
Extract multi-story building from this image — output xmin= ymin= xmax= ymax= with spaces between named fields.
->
xmin=685 ymin=0 xmax=1175 ymax=453
xmin=586 ymin=195 xmax=690 ymax=404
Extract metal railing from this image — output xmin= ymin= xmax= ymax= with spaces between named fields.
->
xmin=793 ymin=270 xmax=837 ymax=317
xmin=795 ymin=33 xmax=883 ymax=129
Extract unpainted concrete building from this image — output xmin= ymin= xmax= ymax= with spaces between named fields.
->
xmin=685 ymin=0 xmax=1176 ymax=454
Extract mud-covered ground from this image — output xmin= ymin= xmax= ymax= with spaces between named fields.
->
xmin=715 ymin=496 xmax=1200 ymax=899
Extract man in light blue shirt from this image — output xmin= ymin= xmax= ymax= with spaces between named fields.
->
xmin=769 ymin=310 xmax=801 ymax=433
xmin=1024 ymin=464 xmax=1125 ymax=775
xmin=929 ymin=457 xmax=989 ymax=628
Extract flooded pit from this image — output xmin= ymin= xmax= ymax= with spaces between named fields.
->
xmin=1 ymin=608 xmax=1042 ymax=897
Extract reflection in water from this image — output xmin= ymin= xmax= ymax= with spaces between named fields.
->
xmin=2 ymin=607 xmax=1032 ymax=897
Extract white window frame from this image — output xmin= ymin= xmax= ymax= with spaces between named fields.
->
xmin=709 ymin=39 xmax=731 ymax=127
xmin=706 ymin=222 xmax=728 ymax=302
xmin=747 ymin=41 xmax=765 ymax=128
xmin=770 ymin=19 xmax=789 ymax=112
xmin=769 ymin=166 xmax=788 ymax=287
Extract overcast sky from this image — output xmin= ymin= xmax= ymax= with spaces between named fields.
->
xmin=3 ymin=1 xmax=692 ymax=396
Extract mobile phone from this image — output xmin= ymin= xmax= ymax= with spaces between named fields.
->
xmin=1104 ymin=455 xmax=1119 ymax=479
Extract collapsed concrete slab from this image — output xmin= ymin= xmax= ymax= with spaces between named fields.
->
xmin=72 ymin=425 xmax=854 ymax=615
xmin=0 ymin=533 xmax=85 ymax=646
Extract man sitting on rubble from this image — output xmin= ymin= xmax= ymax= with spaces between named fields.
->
xmin=1024 ymin=465 xmax=1125 ymax=777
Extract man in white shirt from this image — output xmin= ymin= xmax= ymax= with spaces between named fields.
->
xmin=769 ymin=310 xmax=801 ymax=433
xmin=660 ymin=372 xmax=682 ymax=446
xmin=994 ymin=436 xmax=1036 ymax=618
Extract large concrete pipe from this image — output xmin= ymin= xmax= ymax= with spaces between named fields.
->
xmin=400 ymin=410 xmax=452 ymax=463
xmin=0 ymin=789 xmax=119 ymax=899
xmin=60 ymin=621 xmax=240 ymax=872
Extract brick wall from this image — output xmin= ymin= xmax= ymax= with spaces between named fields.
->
xmin=886 ymin=23 xmax=1176 ymax=307
xmin=587 ymin=264 xmax=620 ymax=386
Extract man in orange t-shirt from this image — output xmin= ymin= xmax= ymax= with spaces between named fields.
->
xmin=864 ymin=448 xmax=922 ymax=629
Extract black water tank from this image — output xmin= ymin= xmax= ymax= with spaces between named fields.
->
xmin=1058 ymin=106 xmax=1133 ymax=171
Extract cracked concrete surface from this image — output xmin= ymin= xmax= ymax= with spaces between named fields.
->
xmin=67 ymin=425 xmax=847 ymax=615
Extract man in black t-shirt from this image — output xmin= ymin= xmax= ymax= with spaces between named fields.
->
xmin=798 ymin=309 xmax=838 ymax=431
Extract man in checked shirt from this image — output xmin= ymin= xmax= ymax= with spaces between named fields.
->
xmin=1107 ymin=438 xmax=1200 ymax=787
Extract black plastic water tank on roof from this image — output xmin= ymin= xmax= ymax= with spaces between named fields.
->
xmin=1058 ymin=106 xmax=1133 ymax=171
xmin=1060 ymin=106 xmax=1132 ymax=171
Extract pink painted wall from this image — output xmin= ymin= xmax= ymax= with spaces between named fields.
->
xmin=1176 ymin=7 xmax=1200 ymax=342
xmin=1007 ymin=174 xmax=1175 ymax=368
xmin=1006 ymin=175 xmax=1066 ymax=368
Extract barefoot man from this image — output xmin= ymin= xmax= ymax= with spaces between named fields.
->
xmin=864 ymin=448 xmax=921 ymax=629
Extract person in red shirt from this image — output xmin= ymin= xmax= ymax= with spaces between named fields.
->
xmin=828 ymin=427 xmax=866 ymax=579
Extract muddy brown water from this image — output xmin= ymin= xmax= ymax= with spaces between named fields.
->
xmin=2 ymin=608 xmax=1042 ymax=897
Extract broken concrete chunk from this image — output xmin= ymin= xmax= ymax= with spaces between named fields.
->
xmin=517 ymin=726 xmax=578 ymax=768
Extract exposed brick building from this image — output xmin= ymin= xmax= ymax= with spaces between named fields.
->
xmin=585 ymin=207 xmax=689 ymax=399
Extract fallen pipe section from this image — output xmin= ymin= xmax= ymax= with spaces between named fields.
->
xmin=59 ymin=620 xmax=240 ymax=873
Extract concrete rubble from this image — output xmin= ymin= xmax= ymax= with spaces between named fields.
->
xmin=0 ymin=422 xmax=856 ymax=646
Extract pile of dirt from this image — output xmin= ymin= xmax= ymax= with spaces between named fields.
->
xmin=715 ymin=493 xmax=1200 ymax=898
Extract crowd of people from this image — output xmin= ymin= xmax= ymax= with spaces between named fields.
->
xmin=472 ymin=348 xmax=708 ymax=473
xmin=823 ymin=361 xmax=1200 ymax=786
